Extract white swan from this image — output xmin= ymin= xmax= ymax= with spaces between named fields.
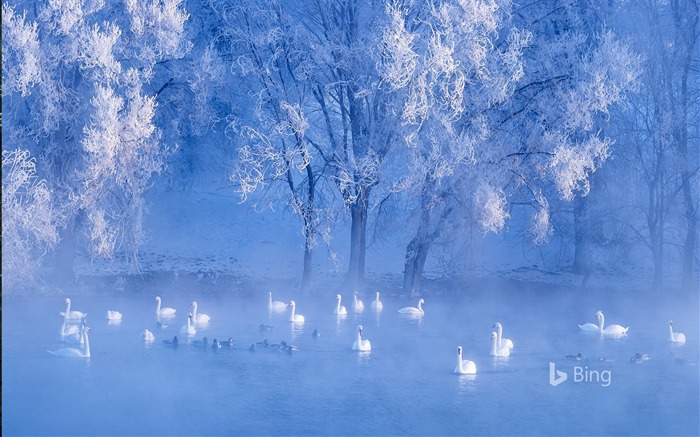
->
xmin=155 ymin=296 xmax=176 ymax=316
xmin=491 ymin=322 xmax=514 ymax=349
xmin=352 ymin=291 xmax=364 ymax=313
xmin=398 ymin=298 xmax=425 ymax=317
xmin=454 ymin=346 xmax=477 ymax=374
xmin=269 ymin=292 xmax=287 ymax=313
xmin=370 ymin=292 xmax=383 ymax=312
xmin=578 ymin=311 xmax=602 ymax=332
xmin=106 ymin=310 xmax=122 ymax=320
xmin=490 ymin=332 xmax=510 ymax=357
xmin=180 ymin=314 xmax=197 ymax=335
xmin=60 ymin=318 xmax=84 ymax=344
xmin=598 ymin=311 xmax=629 ymax=336
xmin=191 ymin=301 xmax=211 ymax=324
xmin=59 ymin=298 xmax=87 ymax=321
xmin=49 ymin=326 xmax=91 ymax=358
xmin=668 ymin=321 xmax=686 ymax=344
xmin=287 ymin=300 xmax=305 ymax=323
xmin=335 ymin=294 xmax=348 ymax=315
xmin=142 ymin=329 xmax=155 ymax=342
xmin=352 ymin=325 xmax=371 ymax=351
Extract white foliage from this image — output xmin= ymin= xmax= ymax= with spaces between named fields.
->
xmin=2 ymin=4 xmax=42 ymax=97
xmin=475 ymin=183 xmax=509 ymax=233
xmin=124 ymin=0 xmax=192 ymax=64
xmin=188 ymin=45 xmax=225 ymax=135
xmin=78 ymin=21 xmax=122 ymax=82
xmin=548 ymin=133 xmax=611 ymax=201
xmin=529 ymin=201 xmax=553 ymax=246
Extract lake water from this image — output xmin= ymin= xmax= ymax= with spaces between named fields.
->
xmin=3 ymin=285 xmax=699 ymax=436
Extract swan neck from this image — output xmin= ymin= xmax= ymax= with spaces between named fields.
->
xmin=156 ymin=299 xmax=161 ymax=313
xmin=83 ymin=329 xmax=90 ymax=357
xmin=669 ymin=323 xmax=674 ymax=337
xmin=491 ymin=337 xmax=497 ymax=355
xmin=192 ymin=303 xmax=197 ymax=317
xmin=457 ymin=352 xmax=463 ymax=372
xmin=598 ymin=314 xmax=605 ymax=332
xmin=497 ymin=324 xmax=503 ymax=342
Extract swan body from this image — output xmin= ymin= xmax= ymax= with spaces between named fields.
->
xmin=155 ymin=296 xmax=176 ymax=316
xmin=454 ymin=346 xmax=477 ymax=374
xmin=598 ymin=311 xmax=629 ymax=336
xmin=287 ymin=301 xmax=305 ymax=323
xmin=370 ymin=292 xmax=383 ymax=312
xmin=334 ymin=294 xmax=348 ymax=315
xmin=492 ymin=322 xmax=514 ymax=349
xmin=60 ymin=319 xmax=84 ymax=344
xmin=191 ymin=301 xmax=210 ymax=324
xmin=268 ymin=292 xmax=287 ymax=313
xmin=106 ymin=310 xmax=122 ymax=320
xmin=352 ymin=325 xmax=371 ymax=351
xmin=668 ymin=321 xmax=686 ymax=344
xmin=352 ymin=292 xmax=364 ymax=313
xmin=59 ymin=298 xmax=87 ymax=321
xmin=398 ymin=298 xmax=425 ymax=317
xmin=490 ymin=332 xmax=510 ymax=357
xmin=49 ymin=326 xmax=91 ymax=358
xmin=142 ymin=329 xmax=155 ymax=342
xmin=180 ymin=314 xmax=196 ymax=335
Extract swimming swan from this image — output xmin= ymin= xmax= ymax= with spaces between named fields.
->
xmin=598 ymin=311 xmax=629 ymax=336
xmin=106 ymin=310 xmax=122 ymax=320
xmin=491 ymin=322 xmax=514 ymax=349
xmin=668 ymin=321 xmax=686 ymax=344
xmin=454 ymin=346 xmax=477 ymax=374
xmin=269 ymin=292 xmax=287 ymax=313
xmin=49 ymin=326 xmax=91 ymax=358
xmin=578 ymin=311 xmax=603 ymax=332
xmin=371 ymin=292 xmax=383 ymax=312
xmin=180 ymin=314 xmax=197 ymax=335
xmin=287 ymin=301 xmax=305 ymax=323
xmin=335 ymin=294 xmax=348 ymax=315
xmin=352 ymin=325 xmax=371 ymax=351
xmin=142 ymin=329 xmax=155 ymax=342
xmin=60 ymin=318 xmax=84 ymax=344
xmin=59 ymin=298 xmax=87 ymax=321
xmin=352 ymin=292 xmax=364 ymax=313
xmin=191 ymin=301 xmax=210 ymax=324
xmin=155 ymin=296 xmax=176 ymax=316
xmin=398 ymin=298 xmax=425 ymax=317
xmin=490 ymin=332 xmax=510 ymax=357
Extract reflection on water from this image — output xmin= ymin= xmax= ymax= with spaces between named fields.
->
xmin=2 ymin=288 xmax=698 ymax=436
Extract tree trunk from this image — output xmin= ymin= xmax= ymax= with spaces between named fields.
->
xmin=53 ymin=210 xmax=84 ymax=285
xmin=344 ymin=189 xmax=369 ymax=291
xmin=572 ymin=195 xmax=593 ymax=277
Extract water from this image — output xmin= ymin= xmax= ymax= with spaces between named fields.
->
xmin=3 ymin=286 xmax=699 ymax=436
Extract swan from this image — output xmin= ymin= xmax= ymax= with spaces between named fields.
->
xmin=287 ymin=300 xmax=305 ymax=323
xmin=490 ymin=332 xmax=510 ymax=357
xmin=191 ymin=301 xmax=211 ymax=324
xmin=491 ymin=322 xmax=514 ymax=349
xmin=579 ymin=310 xmax=603 ymax=332
xmin=106 ymin=310 xmax=122 ymax=320
xmin=58 ymin=298 xmax=87 ymax=321
xmin=49 ymin=326 xmax=91 ymax=358
xmin=370 ymin=292 xmax=383 ymax=312
xmin=269 ymin=292 xmax=287 ymax=313
xmin=667 ymin=321 xmax=686 ymax=344
xmin=142 ymin=329 xmax=155 ymax=342
xmin=352 ymin=292 xmax=364 ymax=313
xmin=398 ymin=298 xmax=425 ymax=317
xmin=454 ymin=346 xmax=477 ymax=374
xmin=60 ymin=318 xmax=84 ymax=344
xmin=180 ymin=314 xmax=197 ymax=335
xmin=352 ymin=325 xmax=372 ymax=351
xmin=155 ymin=296 xmax=176 ymax=316
xmin=334 ymin=294 xmax=348 ymax=315
xmin=598 ymin=311 xmax=629 ymax=335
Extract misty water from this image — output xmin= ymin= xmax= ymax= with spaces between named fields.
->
xmin=3 ymin=285 xmax=698 ymax=436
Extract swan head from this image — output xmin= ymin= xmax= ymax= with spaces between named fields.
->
xmin=457 ymin=346 xmax=463 ymax=355
xmin=668 ymin=320 xmax=674 ymax=326
xmin=358 ymin=325 xmax=363 ymax=335
xmin=491 ymin=332 xmax=498 ymax=341
xmin=64 ymin=298 xmax=71 ymax=304
xmin=155 ymin=296 xmax=161 ymax=302
xmin=336 ymin=294 xmax=341 ymax=300
xmin=187 ymin=313 xmax=193 ymax=321
xmin=419 ymin=298 xmax=425 ymax=305
xmin=491 ymin=322 xmax=502 ymax=329
xmin=595 ymin=310 xmax=603 ymax=318
xmin=289 ymin=300 xmax=296 ymax=307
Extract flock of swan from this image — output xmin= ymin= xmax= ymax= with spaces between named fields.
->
xmin=48 ymin=294 xmax=689 ymax=374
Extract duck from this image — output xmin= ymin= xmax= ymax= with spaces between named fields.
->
xmin=218 ymin=337 xmax=235 ymax=347
xmin=287 ymin=301 xmax=305 ymax=323
xmin=192 ymin=336 xmax=208 ymax=347
xmin=491 ymin=322 xmax=514 ymax=349
xmin=106 ymin=310 xmax=122 ymax=321
xmin=163 ymin=336 xmax=179 ymax=346
xmin=631 ymin=353 xmax=651 ymax=364
xmin=370 ymin=292 xmax=383 ymax=312
xmin=155 ymin=296 xmax=176 ymax=316
xmin=259 ymin=324 xmax=274 ymax=332
xmin=398 ymin=298 xmax=425 ymax=317
xmin=191 ymin=301 xmax=210 ymax=324
xmin=180 ymin=314 xmax=196 ymax=335
xmin=58 ymin=298 xmax=87 ymax=321
xmin=48 ymin=325 xmax=91 ymax=358
xmin=565 ymin=353 xmax=585 ymax=361
xmin=269 ymin=292 xmax=287 ymax=313
xmin=352 ymin=292 xmax=364 ymax=313
xmin=351 ymin=325 xmax=371 ymax=351
xmin=142 ymin=329 xmax=155 ymax=342
xmin=490 ymin=331 xmax=510 ymax=357
xmin=211 ymin=339 xmax=222 ymax=349
xmin=667 ymin=321 xmax=686 ymax=344
xmin=335 ymin=294 xmax=348 ymax=315
xmin=312 ymin=329 xmax=320 ymax=340
xmin=454 ymin=346 xmax=477 ymax=374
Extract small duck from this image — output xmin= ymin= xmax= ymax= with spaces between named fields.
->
xmin=312 ymin=329 xmax=320 ymax=340
xmin=211 ymin=339 xmax=222 ymax=349
xmin=565 ymin=353 xmax=585 ymax=361
xmin=280 ymin=341 xmax=299 ymax=353
xmin=192 ymin=336 xmax=208 ymax=347
xmin=219 ymin=337 xmax=235 ymax=347
xmin=249 ymin=343 xmax=256 ymax=352
xmin=163 ymin=336 xmax=179 ymax=347
xmin=259 ymin=324 xmax=274 ymax=332
xmin=631 ymin=353 xmax=651 ymax=364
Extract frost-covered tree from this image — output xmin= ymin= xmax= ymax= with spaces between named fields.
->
xmin=2 ymin=148 xmax=60 ymax=290
xmin=2 ymin=0 xmax=191 ymax=277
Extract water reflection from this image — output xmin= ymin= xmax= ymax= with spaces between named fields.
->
xmin=290 ymin=321 xmax=304 ymax=340
xmin=355 ymin=350 xmax=371 ymax=364
xmin=456 ymin=374 xmax=477 ymax=394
